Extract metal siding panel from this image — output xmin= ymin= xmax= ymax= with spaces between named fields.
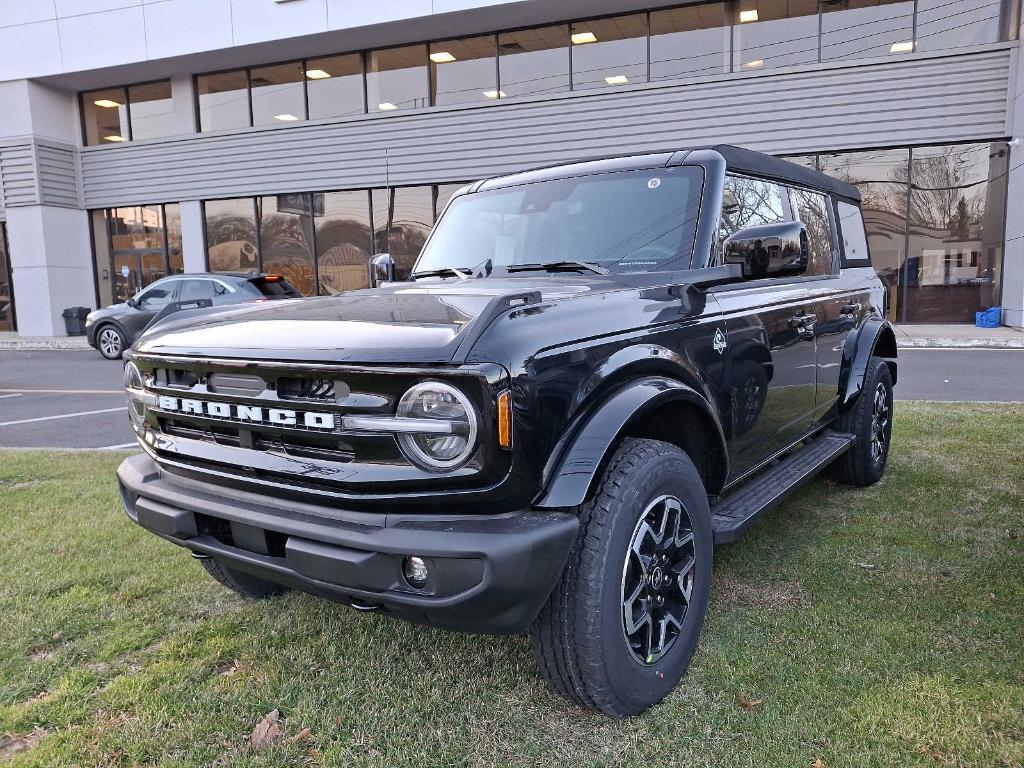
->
xmin=35 ymin=142 xmax=80 ymax=208
xmin=0 ymin=143 xmax=40 ymax=207
xmin=79 ymin=50 xmax=1014 ymax=208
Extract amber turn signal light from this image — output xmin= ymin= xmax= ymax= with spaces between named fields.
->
xmin=497 ymin=390 xmax=512 ymax=449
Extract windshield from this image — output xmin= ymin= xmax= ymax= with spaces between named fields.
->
xmin=414 ymin=166 xmax=703 ymax=276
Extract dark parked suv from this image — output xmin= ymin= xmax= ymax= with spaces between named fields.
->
xmin=117 ymin=146 xmax=896 ymax=717
xmin=86 ymin=272 xmax=301 ymax=359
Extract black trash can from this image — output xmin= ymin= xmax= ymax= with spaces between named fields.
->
xmin=62 ymin=307 xmax=90 ymax=336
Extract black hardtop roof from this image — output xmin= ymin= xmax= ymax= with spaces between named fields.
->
xmin=477 ymin=144 xmax=861 ymax=204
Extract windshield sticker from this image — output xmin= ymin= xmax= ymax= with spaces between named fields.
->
xmin=647 ymin=178 xmax=661 ymax=189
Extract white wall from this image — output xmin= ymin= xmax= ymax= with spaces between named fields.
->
xmin=6 ymin=206 xmax=94 ymax=336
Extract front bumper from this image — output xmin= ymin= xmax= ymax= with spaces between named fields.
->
xmin=117 ymin=454 xmax=578 ymax=634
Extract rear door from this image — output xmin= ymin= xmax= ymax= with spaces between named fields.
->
xmin=711 ymin=176 xmax=819 ymax=480
xmin=124 ymin=279 xmax=179 ymax=340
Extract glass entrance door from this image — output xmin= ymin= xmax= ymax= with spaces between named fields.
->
xmin=0 ymin=223 xmax=15 ymax=332
xmin=105 ymin=205 xmax=177 ymax=304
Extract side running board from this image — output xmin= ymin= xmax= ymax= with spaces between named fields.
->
xmin=711 ymin=430 xmax=855 ymax=545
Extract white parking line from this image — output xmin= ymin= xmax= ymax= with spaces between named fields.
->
xmin=0 ymin=393 xmax=23 ymax=399
xmin=0 ymin=407 xmax=125 ymax=427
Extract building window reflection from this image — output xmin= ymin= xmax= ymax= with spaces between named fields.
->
xmin=367 ymin=45 xmax=429 ymax=112
xmin=431 ymin=36 xmax=498 ymax=106
xmin=915 ymin=0 xmax=1008 ymax=51
xmin=650 ymin=4 xmax=731 ymax=80
xmin=306 ymin=54 xmax=365 ymax=119
xmin=372 ymin=186 xmax=434 ymax=280
xmin=197 ymin=69 xmax=251 ymax=132
xmin=82 ymin=82 xmax=174 ymax=145
xmin=204 ymin=198 xmax=259 ymax=272
xmin=127 ymin=81 xmax=174 ymax=141
xmin=258 ymin=194 xmax=316 ymax=295
xmin=316 ymin=191 xmax=373 ymax=294
xmin=250 ymin=62 xmax=307 ymax=126
xmin=821 ymin=0 xmax=916 ymax=60
xmin=498 ymin=25 xmax=570 ymax=98
xmin=570 ymin=14 xmax=648 ymax=90
xmin=733 ymin=0 xmax=821 ymax=71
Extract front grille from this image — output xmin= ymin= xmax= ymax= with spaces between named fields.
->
xmin=131 ymin=355 xmax=508 ymax=495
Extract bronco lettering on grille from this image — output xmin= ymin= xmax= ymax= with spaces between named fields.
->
xmin=156 ymin=396 xmax=334 ymax=430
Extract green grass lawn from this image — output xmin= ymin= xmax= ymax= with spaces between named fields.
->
xmin=1 ymin=402 xmax=1022 ymax=767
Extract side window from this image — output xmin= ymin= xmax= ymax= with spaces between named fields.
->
xmin=836 ymin=200 xmax=871 ymax=267
xmin=178 ymin=279 xmax=215 ymax=301
xmin=791 ymin=188 xmax=835 ymax=276
xmin=137 ymin=282 xmax=176 ymax=310
xmin=719 ymin=176 xmax=788 ymax=243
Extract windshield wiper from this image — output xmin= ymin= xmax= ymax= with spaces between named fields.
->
xmin=411 ymin=266 xmax=472 ymax=280
xmin=506 ymin=260 xmax=609 ymax=275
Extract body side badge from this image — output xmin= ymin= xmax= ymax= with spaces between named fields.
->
xmin=713 ymin=327 xmax=728 ymax=355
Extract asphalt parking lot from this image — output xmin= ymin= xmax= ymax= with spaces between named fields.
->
xmin=0 ymin=347 xmax=1021 ymax=450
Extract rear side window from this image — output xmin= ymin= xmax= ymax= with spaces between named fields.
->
xmin=178 ymin=279 xmax=215 ymax=301
xmin=248 ymin=277 xmax=301 ymax=298
xmin=835 ymin=200 xmax=871 ymax=267
xmin=791 ymin=188 xmax=835 ymax=276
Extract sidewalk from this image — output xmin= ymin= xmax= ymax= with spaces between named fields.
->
xmin=893 ymin=324 xmax=1024 ymax=349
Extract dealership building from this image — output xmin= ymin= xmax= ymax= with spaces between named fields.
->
xmin=1 ymin=0 xmax=1023 ymax=337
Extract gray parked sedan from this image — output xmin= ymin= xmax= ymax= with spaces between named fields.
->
xmin=85 ymin=272 xmax=301 ymax=359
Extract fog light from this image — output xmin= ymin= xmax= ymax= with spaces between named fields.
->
xmin=402 ymin=556 xmax=429 ymax=589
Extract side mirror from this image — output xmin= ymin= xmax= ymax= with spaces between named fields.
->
xmin=126 ymin=297 xmax=139 ymax=309
xmin=368 ymin=253 xmax=397 ymax=287
xmin=723 ymin=221 xmax=808 ymax=280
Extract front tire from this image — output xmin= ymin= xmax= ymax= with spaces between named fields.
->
xmin=530 ymin=438 xmax=713 ymax=717
xmin=829 ymin=356 xmax=894 ymax=486
xmin=96 ymin=324 xmax=126 ymax=360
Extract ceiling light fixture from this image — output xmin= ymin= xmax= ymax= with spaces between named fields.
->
xmin=482 ymin=89 xmax=508 ymax=99
xmin=103 ymin=134 xmax=126 ymax=142
xmin=305 ymin=69 xmax=332 ymax=79
xmin=739 ymin=9 xmax=759 ymax=22
xmin=274 ymin=113 xmax=299 ymax=121
xmin=571 ymin=31 xmax=597 ymax=44
xmin=378 ymin=102 xmax=398 ymax=111
xmin=604 ymin=74 xmax=629 ymax=85
xmin=429 ymin=51 xmax=457 ymax=63
xmin=94 ymin=99 xmax=122 ymax=108
xmin=890 ymin=40 xmax=915 ymax=53
xmin=744 ymin=59 xmax=764 ymax=68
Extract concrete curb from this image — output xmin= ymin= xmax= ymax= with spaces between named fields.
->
xmin=0 ymin=338 xmax=91 ymax=351
xmin=896 ymin=337 xmax=1024 ymax=349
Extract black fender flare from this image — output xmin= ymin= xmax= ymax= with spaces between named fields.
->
xmin=533 ymin=376 xmax=728 ymax=509
xmin=839 ymin=317 xmax=897 ymax=408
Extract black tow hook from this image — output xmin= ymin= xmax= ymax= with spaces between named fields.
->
xmin=190 ymin=551 xmax=212 ymax=561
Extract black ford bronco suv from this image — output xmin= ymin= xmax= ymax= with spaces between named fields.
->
xmin=118 ymin=145 xmax=896 ymax=717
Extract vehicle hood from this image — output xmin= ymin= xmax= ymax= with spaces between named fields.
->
xmin=87 ymin=303 xmax=129 ymax=321
xmin=133 ymin=277 xmax=621 ymax=363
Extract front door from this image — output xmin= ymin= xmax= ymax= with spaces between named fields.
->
xmin=715 ymin=283 xmax=819 ymax=479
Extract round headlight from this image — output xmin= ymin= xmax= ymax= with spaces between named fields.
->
xmin=396 ymin=381 xmax=478 ymax=471
xmin=123 ymin=362 xmax=146 ymax=428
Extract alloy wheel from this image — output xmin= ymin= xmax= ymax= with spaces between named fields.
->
xmin=870 ymin=382 xmax=890 ymax=463
xmin=621 ymin=494 xmax=697 ymax=665
xmin=99 ymin=328 xmax=122 ymax=358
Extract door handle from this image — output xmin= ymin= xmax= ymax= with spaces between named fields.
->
xmin=841 ymin=302 xmax=863 ymax=315
xmin=789 ymin=312 xmax=818 ymax=329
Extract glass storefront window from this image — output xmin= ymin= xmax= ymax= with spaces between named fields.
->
xmin=821 ymin=0 xmax=915 ymax=61
xmin=315 ymin=190 xmax=373 ymax=294
xmin=82 ymin=87 xmax=129 ymax=145
xmin=498 ymin=25 xmax=570 ymax=98
xmin=649 ymin=4 xmax=731 ymax=80
xmin=127 ymin=80 xmax=174 ymax=141
xmin=197 ymin=69 xmax=251 ymax=132
xmin=570 ymin=14 xmax=648 ymax=90
xmin=915 ymin=0 xmax=1006 ymax=52
xmin=251 ymin=61 xmax=307 ymax=126
xmin=258 ymin=194 xmax=316 ymax=295
xmin=367 ymin=45 xmax=429 ymax=112
xmin=435 ymin=183 xmax=468 ymax=218
xmin=903 ymin=143 xmax=1007 ymax=322
xmin=205 ymin=198 xmax=259 ymax=272
xmin=165 ymin=204 xmax=183 ymax=274
xmin=0 ymin=223 xmax=15 ymax=333
xmin=430 ymin=36 xmax=498 ymax=106
xmin=819 ymin=148 xmax=910 ymax=321
xmin=372 ymin=186 xmax=434 ymax=280
xmin=733 ymin=0 xmax=820 ymax=71
xmin=306 ymin=54 xmax=364 ymax=119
